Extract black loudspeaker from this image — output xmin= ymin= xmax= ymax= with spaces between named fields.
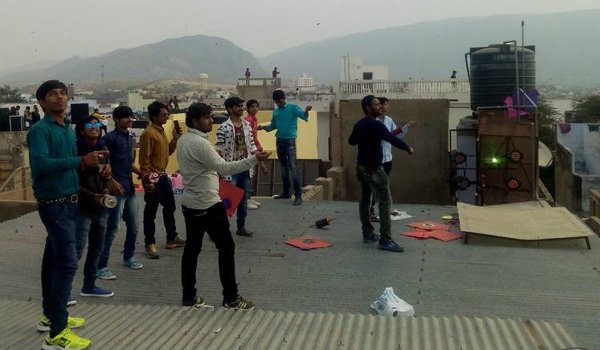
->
xmin=132 ymin=120 xmax=148 ymax=129
xmin=9 ymin=115 xmax=23 ymax=131
xmin=0 ymin=108 xmax=9 ymax=131
xmin=70 ymin=103 xmax=89 ymax=124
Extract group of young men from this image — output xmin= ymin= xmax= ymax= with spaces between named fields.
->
xmin=29 ymin=80 xmax=312 ymax=349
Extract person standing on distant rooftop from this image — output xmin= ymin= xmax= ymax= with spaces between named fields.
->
xmin=28 ymin=80 xmax=97 ymax=350
xmin=348 ymin=95 xmax=413 ymax=253
xmin=245 ymin=68 xmax=251 ymax=79
xmin=257 ymin=89 xmax=311 ymax=206
xmin=272 ymin=67 xmax=280 ymax=79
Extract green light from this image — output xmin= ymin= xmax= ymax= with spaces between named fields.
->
xmin=490 ymin=157 xmax=499 ymax=164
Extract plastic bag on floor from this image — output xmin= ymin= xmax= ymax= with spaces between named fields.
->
xmin=370 ymin=287 xmax=414 ymax=317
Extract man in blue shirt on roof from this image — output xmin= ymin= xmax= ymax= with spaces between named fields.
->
xmin=257 ymin=89 xmax=311 ymax=206
xmin=348 ymin=95 xmax=414 ymax=253
xmin=28 ymin=80 xmax=101 ymax=350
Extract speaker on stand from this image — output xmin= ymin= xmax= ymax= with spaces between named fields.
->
xmin=70 ymin=103 xmax=89 ymax=124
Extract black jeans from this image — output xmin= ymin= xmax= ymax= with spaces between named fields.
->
xmin=181 ymin=203 xmax=238 ymax=304
xmin=356 ymin=164 xmax=392 ymax=243
xmin=276 ymin=138 xmax=302 ymax=198
xmin=143 ymin=175 xmax=177 ymax=245
xmin=370 ymin=161 xmax=392 ymax=211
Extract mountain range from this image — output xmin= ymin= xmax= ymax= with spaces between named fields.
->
xmin=2 ymin=9 xmax=599 ymax=86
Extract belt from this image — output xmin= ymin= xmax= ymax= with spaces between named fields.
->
xmin=37 ymin=194 xmax=79 ymax=205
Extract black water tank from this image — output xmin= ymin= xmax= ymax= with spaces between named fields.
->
xmin=468 ymin=44 xmax=535 ymax=111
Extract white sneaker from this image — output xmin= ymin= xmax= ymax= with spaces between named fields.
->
xmin=249 ymin=199 xmax=261 ymax=207
xmin=247 ymin=202 xmax=258 ymax=210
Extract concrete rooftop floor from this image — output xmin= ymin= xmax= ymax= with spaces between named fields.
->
xmin=1 ymin=195 xmax=599 ymax=348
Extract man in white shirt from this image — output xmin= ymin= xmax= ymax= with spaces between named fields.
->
xmin=176 ymin=103 xmax=271 ymax=310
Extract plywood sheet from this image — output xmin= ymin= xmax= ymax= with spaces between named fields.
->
xmin=458 ymin=202 xmax=593 ymax=240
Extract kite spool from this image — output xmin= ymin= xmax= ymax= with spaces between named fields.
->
xmin=312 ymin=217 xmax=335 ymax=228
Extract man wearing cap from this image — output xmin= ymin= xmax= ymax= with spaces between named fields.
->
xmin=216 ymin=97 xmax=258 ymax=237
xmin=28 ymin=80 xmax=100 ymax=350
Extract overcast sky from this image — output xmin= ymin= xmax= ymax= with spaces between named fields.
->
xmin=2 ymin=0 xmax=600 ymax=72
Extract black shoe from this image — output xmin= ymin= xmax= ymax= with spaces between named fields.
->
xmin=182 ymin=296 xmax=206 ymax=308
xmin=273 ymin=193 xmax=292 ymax=199
xmin=363 ymin=233 xmax=379 ymax=243
xmin=378 ymin=239 xmax=404 ymax=252
xmin=293 ymin=197 xmax=303 ymax=206
xmin=236 ymin=228 xmax=254 ymax=237
xmin=223 ymin=295 xmax=255 ymax=310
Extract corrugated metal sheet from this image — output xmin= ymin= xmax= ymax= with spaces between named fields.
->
xmin=0 ymin=299 xmax=579 ymax=350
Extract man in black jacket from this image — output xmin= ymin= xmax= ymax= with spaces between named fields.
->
xmin=348 ymin=95 xmax=414 ymax=252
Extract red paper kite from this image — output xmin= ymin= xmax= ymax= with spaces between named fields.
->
xmin=219 ymin=179 xmax=244 ymax=217
xmin=401 ymin=229 xmax=462 ymax=242
xmin=407 ymin=221 xmax=449 ymax=231
xmin=284 ymin=236 xmax=332 ymax=250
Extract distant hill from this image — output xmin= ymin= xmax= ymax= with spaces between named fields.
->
xmin=262 ymin=9 xmax=600 ymax=86
xmin=1 ymin=35 xmax=266 ymax=84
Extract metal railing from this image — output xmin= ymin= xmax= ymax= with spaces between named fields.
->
xmin=339 ymin=79 xmax=470 ymax=96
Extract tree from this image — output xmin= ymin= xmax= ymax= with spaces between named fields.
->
xmin=0 ymin=84 xmax=26 ymax=103
xmin=536 ymin=97 xmax=561 ymax=149
xmin=572 ymin=95 xmax=600 ymax=123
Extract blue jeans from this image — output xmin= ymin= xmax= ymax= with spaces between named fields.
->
xmin=38 ymin=201 xmax=79 ymax=337
xmin=99 ymin=192 xmax=138 ymax=269
xmin=75 ymin=208 xmax=109 ymax=290
xmin=356 ymin=164 xmax=392 ymax=243
xmin=143 ymin=175 xmax=177 ymax=245
xmin=230 ymin=171 xmax=252 ymax=230
xmin=276 ymin=138 xmax=302 ymax=198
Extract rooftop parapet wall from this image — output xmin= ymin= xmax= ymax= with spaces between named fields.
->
xmin=338 ymin=80 xmax=470 ymax=102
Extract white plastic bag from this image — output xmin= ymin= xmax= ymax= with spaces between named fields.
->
xmin=370 ymin=287 xmax=415 ymax=317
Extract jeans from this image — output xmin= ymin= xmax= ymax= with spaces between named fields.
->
xmin=230 ymin=171 xmax=251 ymax=230
xmin=276 ymin=138 xmax=301 ymax=198
xmin=99 ymin=192 xmax=138 ymax=269
xmin=356 ymin=164 xmax=392 ymax=243
xmin=75 ymin=208 xmax=109 ymax=290
xmin=370 ymin=161 xmax=393 ymax=211
xmin=143 ymin=175 xmax=177 ymax=245
xmin=38 ymin=201 xmax=79 ymax=337
xmin=181 ymin=203 xmax=238 ymax=304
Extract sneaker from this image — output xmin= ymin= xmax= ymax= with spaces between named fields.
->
xmin=222 ymin=295 xmax=255 ymax=310
xmin=182 ymin=296 xmax=206 ymax=308
xmin=67 ymin=296 xmax=77 ymax=307
xmin=363 ymin=233 xmax=379 ymax=243
xmin=42 ymin=327 xmax=91 ymax=350
xmin=96 ymin=267 xmax=116 ymax=280
xmin=247 ymin=202 xmax=258 ymax=210
xmin=123 ymin=257 xmax=143 ymax=270
xmin=166 ymin=236 xmax=185 ymax=249
xmin=273 ymin=193 xmax=291 ymax=199
xmin=80 ymin=286 xmax=114 ymax=298
xmin=236 ymin=228 xmax=254 ymax=237
xmin=378 ymin=239 xmax=405 ymax=253
xmin=249 ymin=199 xmax=261 ymax=207
xmin=293 ymin=197 xmax=303 ymax=206
xmin=370 ymin=215 xmax=380 ymax=222
xmin=37 ymin=315 xmax=85 ymax=332
xmin=145 ymin=244 xmax=159 ymax=259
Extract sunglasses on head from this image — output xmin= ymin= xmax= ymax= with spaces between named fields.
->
xmin=85 ymin=122 xmax=103 ymax=129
